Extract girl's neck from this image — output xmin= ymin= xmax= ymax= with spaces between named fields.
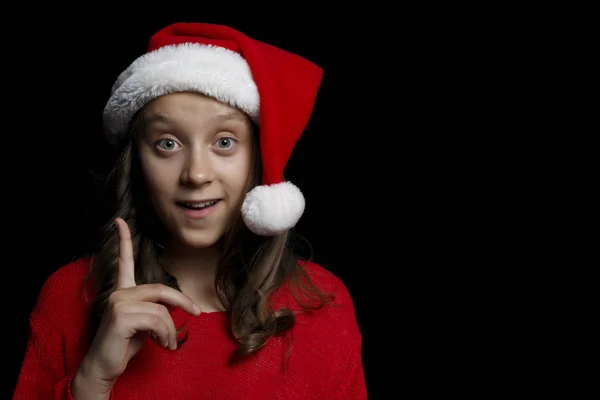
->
xmin=160 ymin=244 xmax=226 ymax=313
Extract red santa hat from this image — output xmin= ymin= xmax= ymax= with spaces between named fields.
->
xmin=103 ymin=22 xmax=323 ymax=236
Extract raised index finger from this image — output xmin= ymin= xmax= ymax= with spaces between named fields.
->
xmin=115 ymin=218 xmax=136 ymax=289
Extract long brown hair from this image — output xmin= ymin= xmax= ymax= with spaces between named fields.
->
xmin=85 ymin=111 xmax=333 ymax=363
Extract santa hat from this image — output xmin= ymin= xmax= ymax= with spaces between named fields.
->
xmin=103 ymin=22 xmax=323 ymax=236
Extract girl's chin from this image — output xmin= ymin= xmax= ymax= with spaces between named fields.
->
xmin=171 ymin=227 xmax=223 ymax=250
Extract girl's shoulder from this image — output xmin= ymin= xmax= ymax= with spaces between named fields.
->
xmin=274 ymin=260 xmax=364 ymax=355
xmin=274 ymin=260 xmax=361 ymax=332
xmin=297 ymin=260 xmax=357 ymax=306
xmin=30 ymin=256 xmax=94 ymax=325
xmin=40 ymin=256 xmax=93 ymax=296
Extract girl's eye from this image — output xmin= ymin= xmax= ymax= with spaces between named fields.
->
xmin=157 ymin=139 xmax=180 ymax=151
xmin=215 ymin=137 xmax=235 ymax=149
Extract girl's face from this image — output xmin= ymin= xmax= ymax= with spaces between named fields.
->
xmin=137 ymin=92 xmax=254 ymax=251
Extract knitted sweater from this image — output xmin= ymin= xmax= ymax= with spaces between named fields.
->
xmin=13 ymin=257 xmax=367 ymax=399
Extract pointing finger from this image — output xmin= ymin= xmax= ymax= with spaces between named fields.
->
xmin=115 ymin=217 xmax=136 ymax=289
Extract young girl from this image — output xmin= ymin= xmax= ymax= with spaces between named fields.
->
xmin=13 ymin=22 xmax=366 ymax=399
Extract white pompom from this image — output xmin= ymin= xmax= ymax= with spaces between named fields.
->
xmin=241 ymin=182 xmax=305 ymax=236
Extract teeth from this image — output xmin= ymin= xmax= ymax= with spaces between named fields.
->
xmin=184 ymin=200 xmax=217 ymax=209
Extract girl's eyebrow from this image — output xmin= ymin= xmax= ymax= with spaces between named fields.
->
xmin=143 ymin=113 xmax=175 ymax=127
xmin=143 ymin=111 xmax=246 ymax=128
xmin=208 ymin=110 xmax=247 ymax=125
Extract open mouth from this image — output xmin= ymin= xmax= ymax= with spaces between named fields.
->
xmin=176 ymin=200 xmax=220 ymax=210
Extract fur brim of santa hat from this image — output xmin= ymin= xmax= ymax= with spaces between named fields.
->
xmin=104 ymin=43 xmax=260 ymax=136
xmin=103 ymin=23 xmax=323 ymax=236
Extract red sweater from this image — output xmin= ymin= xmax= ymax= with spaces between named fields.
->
xmin=13 ymin=257 xmax=367 ymax=399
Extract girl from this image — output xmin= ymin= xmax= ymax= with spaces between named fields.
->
xmin=13 ymin=22 xmax=366 ymax=399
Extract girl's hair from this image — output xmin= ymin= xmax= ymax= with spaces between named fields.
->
xmin=84 ymin=112 xmax=334 ymax=363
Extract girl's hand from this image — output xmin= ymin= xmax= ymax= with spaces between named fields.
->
xmin=73 ymin=218 xmax=201 ymax=396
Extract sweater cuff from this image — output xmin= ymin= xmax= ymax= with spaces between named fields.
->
xmin=66 ymin=373 xmax=115 ymax=400
xmin=57 ymin=374 xmax=76 ymax=400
